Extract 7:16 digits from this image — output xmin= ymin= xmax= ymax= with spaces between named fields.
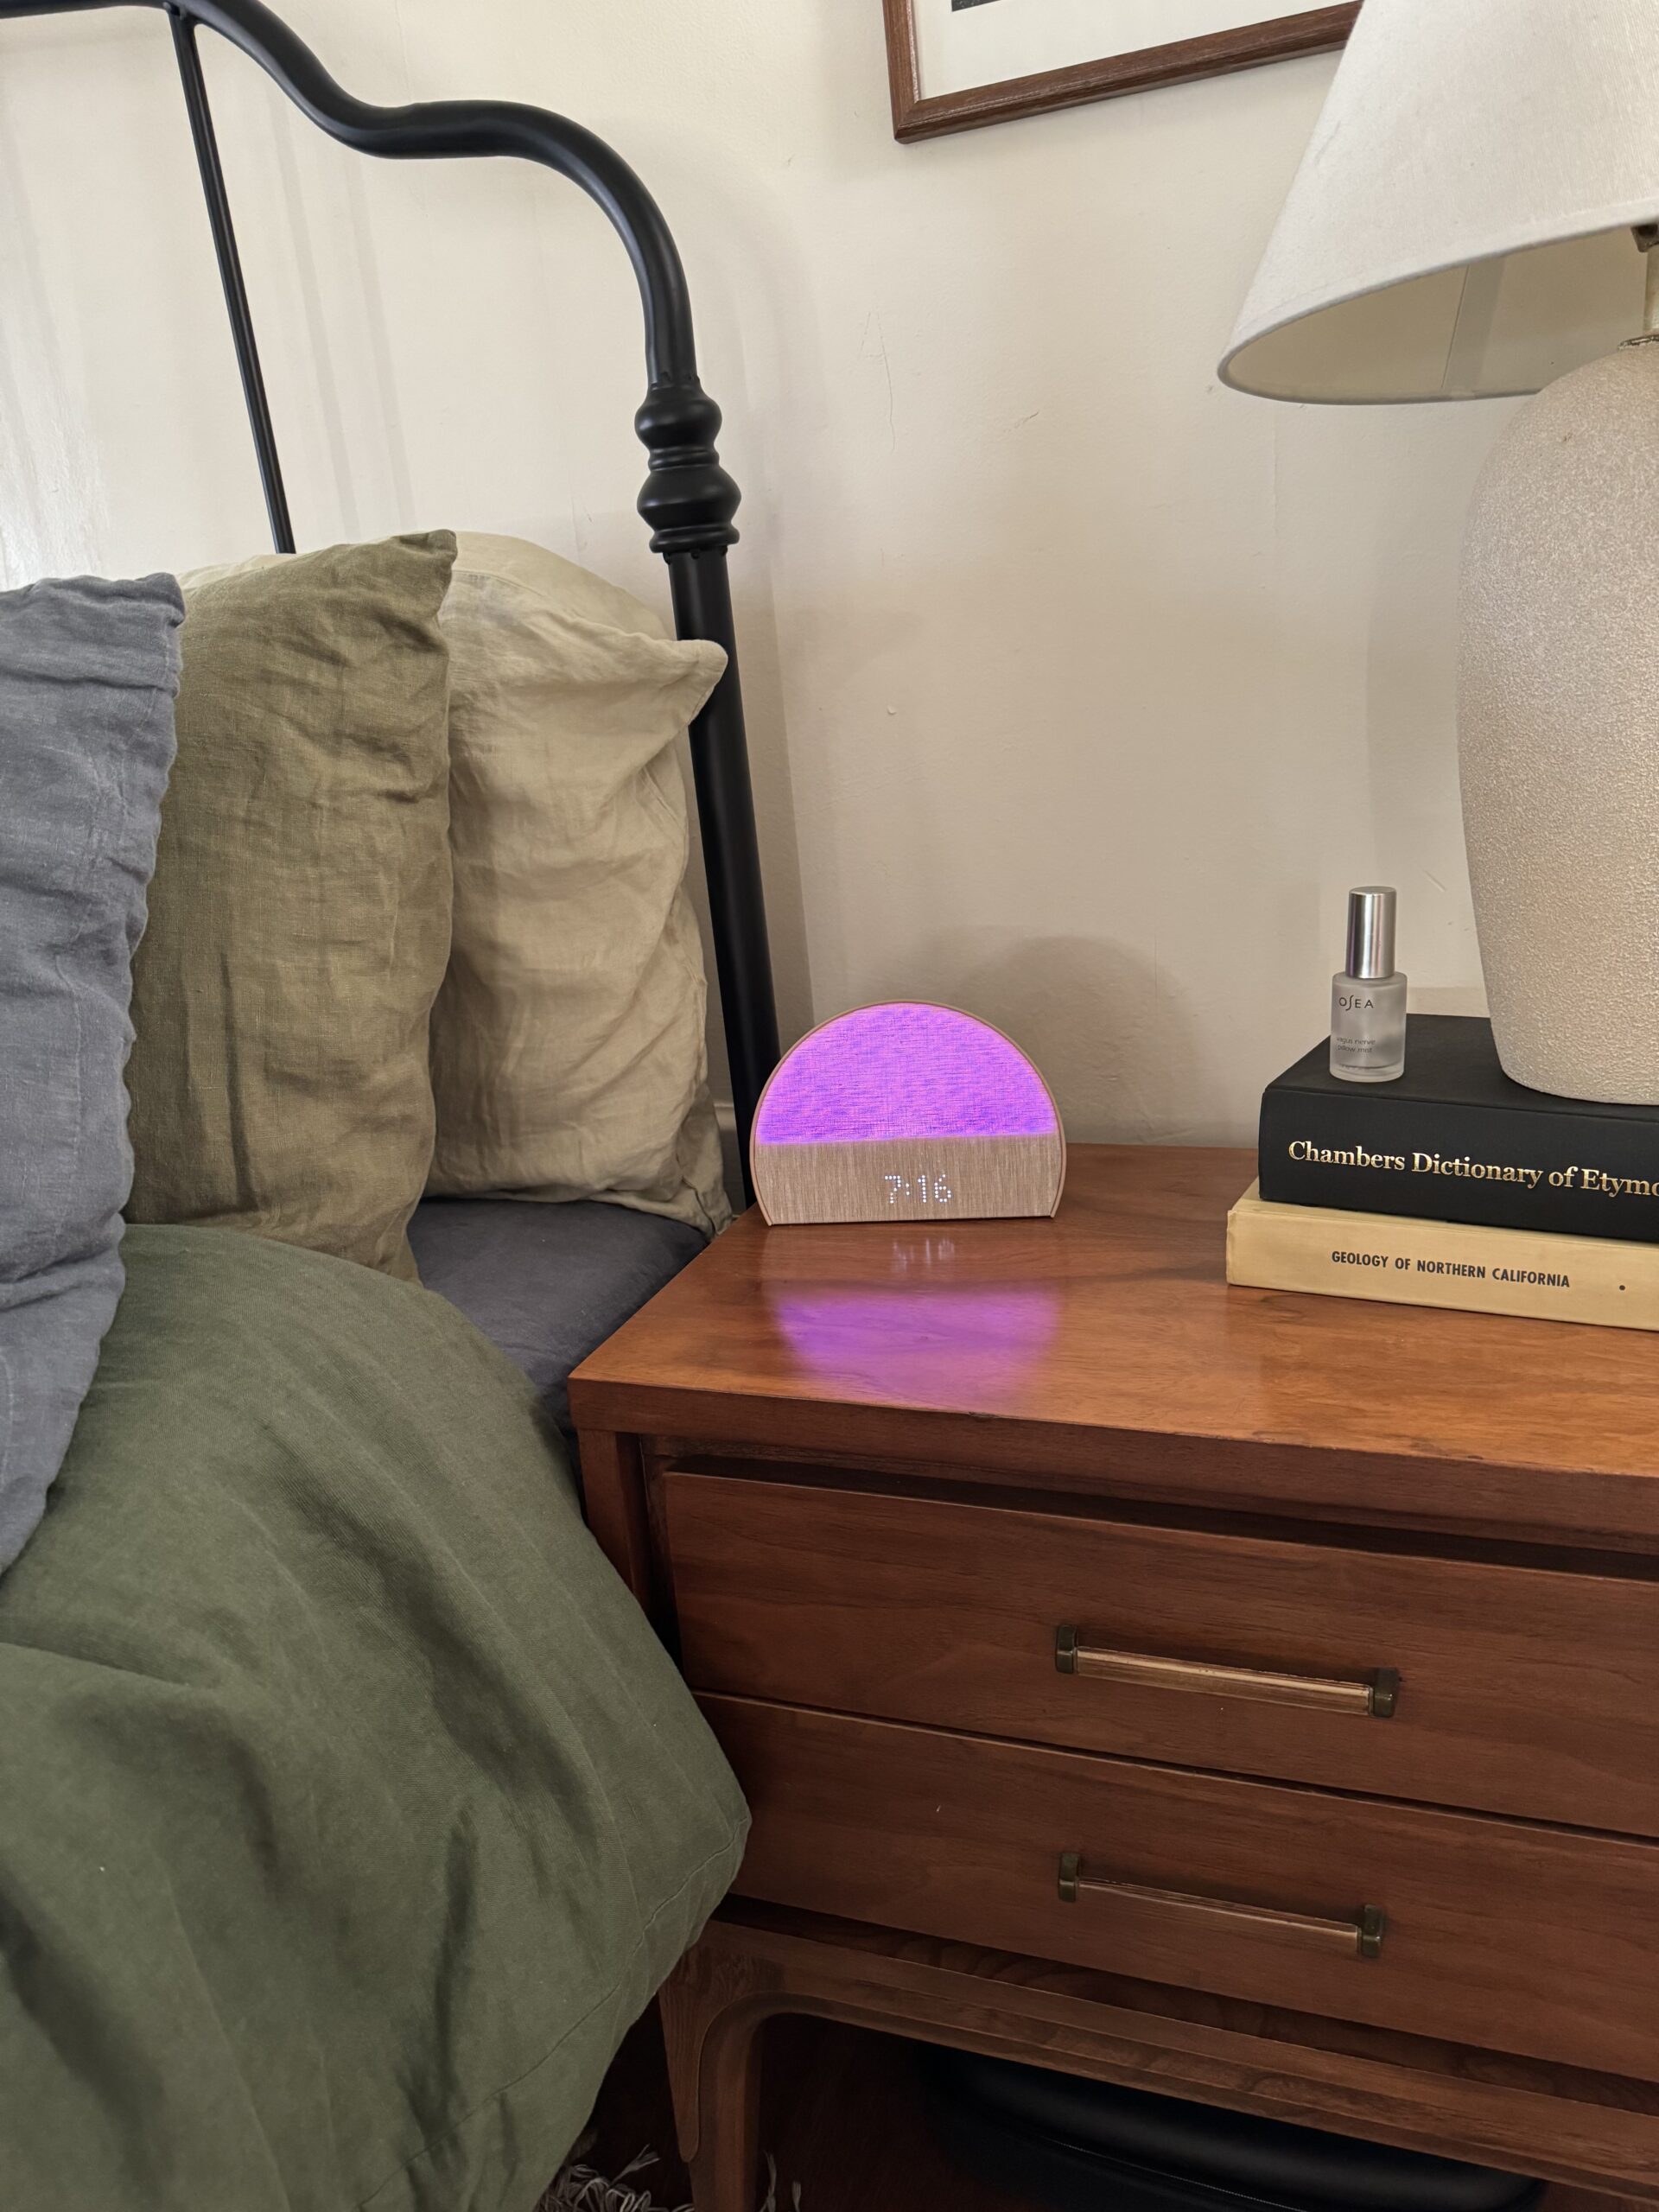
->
xmin=885 ymin=1172 xmax=954 ymax=1206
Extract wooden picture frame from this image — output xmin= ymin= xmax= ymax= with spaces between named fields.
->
xmin=882 ymin=0 xmax=1358 ymax=143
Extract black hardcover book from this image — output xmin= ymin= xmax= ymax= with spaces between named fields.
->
xmin=1258 ymin=1015 xmax=1659 ymax=1247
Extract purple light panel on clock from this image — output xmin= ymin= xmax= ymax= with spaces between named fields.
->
xmin=753 ymin=1001 xmax=1058 ymax=1147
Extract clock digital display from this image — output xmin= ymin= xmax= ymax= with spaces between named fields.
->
xmin=885 ymin=1173 xmax=954 ymax=1207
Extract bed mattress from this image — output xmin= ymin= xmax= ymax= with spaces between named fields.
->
xmin=408 ymin=1197 xmax=705 ymax=1440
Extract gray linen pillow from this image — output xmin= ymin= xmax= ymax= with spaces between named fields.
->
xmin=0 ymin=573 xmax=182 ymax=1572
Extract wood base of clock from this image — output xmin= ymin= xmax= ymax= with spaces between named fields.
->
xmin=753 ymin=1135 xmax=1066 ymax=1224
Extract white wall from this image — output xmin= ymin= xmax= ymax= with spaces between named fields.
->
xmin=0 ymin=0 xmax=1505 ymax=1141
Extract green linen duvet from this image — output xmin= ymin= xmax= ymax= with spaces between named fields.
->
xmin=0 ymin=1227 xmax=747 ymax=2212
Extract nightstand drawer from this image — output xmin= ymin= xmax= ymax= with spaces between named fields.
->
xmin=665 ymin=1471 xmax=1659 ymax=1834
xmin=708 ymin=1694 xmax=1659 ymax=2082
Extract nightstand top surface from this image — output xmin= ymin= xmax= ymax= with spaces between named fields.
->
xmin=569 ymin=1147 xmax=1659 ymax=1541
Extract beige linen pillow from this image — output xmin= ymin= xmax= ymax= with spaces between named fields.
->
xmin=126 ymin=533 xmax=457 ymax=1280
xmin=427 ymin=533 xmax=731 ymax=1235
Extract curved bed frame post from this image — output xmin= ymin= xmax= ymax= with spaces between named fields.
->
xmin=639 ymin=378 xmax=780 ymax=1178
xmin=0 ymin=0 xmax=780 ymax=1189
xmin=638 ymin=371 xmax=780 ymax=1166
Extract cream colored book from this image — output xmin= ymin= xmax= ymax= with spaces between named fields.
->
xmin=1227 ymin=1181 xmax=1659 ymax=1332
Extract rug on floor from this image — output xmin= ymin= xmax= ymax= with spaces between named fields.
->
xmin=541 ymin=2145 xmax=689 ymax=2212
xmin=541 ymin=2145 xmax=801 ymax=2212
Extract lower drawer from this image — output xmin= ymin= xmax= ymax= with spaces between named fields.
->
xmin=706 ymin=1694 xmax=1659 ymax=2082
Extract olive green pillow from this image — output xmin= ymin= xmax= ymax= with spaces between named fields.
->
xmin=126 ymin=534 xmax=457 ymax=1280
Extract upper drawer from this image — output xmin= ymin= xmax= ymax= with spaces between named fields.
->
xmin=664 ymin=1471 xmax=1659 ymax=1835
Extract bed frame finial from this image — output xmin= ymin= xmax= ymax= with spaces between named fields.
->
xmin=635 ymin=383 xmax=741 ymax=557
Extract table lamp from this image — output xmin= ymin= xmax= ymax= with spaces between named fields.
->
xmin=1222 ymin=0 xmax=1659 ymax=1104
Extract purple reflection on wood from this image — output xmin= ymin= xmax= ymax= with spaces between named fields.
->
xmin=770 ymin=1282 xmax=1060 ymax=1412
xmin=754 ymin=1002 xmax=1058 ymax=1147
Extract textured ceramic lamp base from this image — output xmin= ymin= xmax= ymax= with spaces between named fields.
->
xmin=1460 ymin=340 xmax=1659 ymax=1103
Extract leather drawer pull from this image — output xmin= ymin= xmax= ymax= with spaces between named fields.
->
xmin=1057 ymin=1853 xmax=1387 ymax=1961
xmin=1055 ymin=1625 xmax=1401 ymax=1719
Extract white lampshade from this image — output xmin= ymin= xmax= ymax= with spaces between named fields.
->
xmin=1222 ymin=0 xmax=1659 ymax=403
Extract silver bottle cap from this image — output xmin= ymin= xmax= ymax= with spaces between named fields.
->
xmin=1345 ymin=886 xmax=1396 ymax=982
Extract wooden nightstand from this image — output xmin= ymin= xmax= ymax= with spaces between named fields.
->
xmin=569 ymin=1147 xmax=1659 ymax=2212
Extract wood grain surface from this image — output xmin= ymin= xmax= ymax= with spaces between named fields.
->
xmin=753 ymin=1133 xmax=1064 ymax=1226
xmin=576 ymin=1999 xmax=1652 ymax=2212
xmin=664 ymin=1470 xmax=1659 ymax=1834
xmin=570 ymin=1147 xmax=1659 ymax=1548
xmin=574 ymin=1144 xmax=1659 ymax=2206
xmin=664 ymin=1908 xmax=1659 ymax=2207
xmin=709 ymin=1695 xmax=1659 ymax=2082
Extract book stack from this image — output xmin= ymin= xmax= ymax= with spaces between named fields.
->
xmin=1229 ymin=1015 xmax=1659 ymax=1330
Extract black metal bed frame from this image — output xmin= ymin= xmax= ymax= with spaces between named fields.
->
xmin=0 ymin=0 xmax=781 ymax=1184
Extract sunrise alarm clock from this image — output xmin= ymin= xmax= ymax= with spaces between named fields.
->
xmin=749 ymin=1001 xmax=1065 ymax=1225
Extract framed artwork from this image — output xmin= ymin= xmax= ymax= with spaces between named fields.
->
xmin=882 ymin=0 xmax=1358 ymax=143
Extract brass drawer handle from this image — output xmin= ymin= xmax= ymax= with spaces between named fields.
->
xmin=1057 ymin=1853 xmax=1386 ymax=1961
xmin=1055 ymin=1625 xmax=1400 ymax=1719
